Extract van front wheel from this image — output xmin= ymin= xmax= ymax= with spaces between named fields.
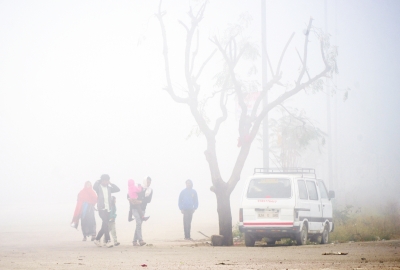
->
xmin=244 ymin=233 xmax=255 ymax=247
xmin=296 ymin=224 xmax=308 ymax=245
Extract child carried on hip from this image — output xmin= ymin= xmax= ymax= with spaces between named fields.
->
xmin=127 ymin=179 xmax=149 ymax=222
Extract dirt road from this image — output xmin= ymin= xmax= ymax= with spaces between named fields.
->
xmin=1 ymin=234 xmax=399 ymax=269
xmin=1 ymin=203 xmax=399 ymax=269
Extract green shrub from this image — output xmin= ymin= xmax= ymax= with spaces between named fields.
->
xmin=278 ymin=238 xmax=296 ymax=246
xmin=232 ymin=222 xmax=243 ymax=239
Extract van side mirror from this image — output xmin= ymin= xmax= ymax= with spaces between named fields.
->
xmin=328 ymin=190 xmax=335 ymax=199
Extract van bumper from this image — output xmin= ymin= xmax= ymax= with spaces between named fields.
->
xmin=239 ymin=225 xmax=300 ymax=239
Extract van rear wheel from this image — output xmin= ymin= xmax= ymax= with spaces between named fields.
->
xmin=296 ymin=224 xmax=308 ymax=245
xmin=244 ymin=233 xmax=255 ymax=247
xmin=321 ymin=224 xmax=329 ymax=244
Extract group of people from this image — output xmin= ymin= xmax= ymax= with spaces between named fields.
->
xmin=71 ymin=175 xmax=198 ymax=247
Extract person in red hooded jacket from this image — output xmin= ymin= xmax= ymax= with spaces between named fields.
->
xmin=71 ymin=181 xmax=98 ymax=241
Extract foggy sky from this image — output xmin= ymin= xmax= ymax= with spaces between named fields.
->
xmin=1 ymin=0 xmax=400 ymax=234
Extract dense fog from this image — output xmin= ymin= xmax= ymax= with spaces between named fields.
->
xmin=0 ymin=0 xmax=399 ymax=242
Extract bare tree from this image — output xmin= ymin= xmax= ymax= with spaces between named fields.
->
xmin=156 ymin=1 xmax=337 ymax=245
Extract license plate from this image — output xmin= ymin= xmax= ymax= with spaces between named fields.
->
xmin=257 ymin=210 xmax=279 ymax=218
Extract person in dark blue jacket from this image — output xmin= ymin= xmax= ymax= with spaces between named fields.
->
xmin=178 ymin=179 xmax=198 ymax=240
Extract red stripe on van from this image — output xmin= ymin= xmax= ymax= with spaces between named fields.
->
xmin=243 ymin=222 xmax=293 ymax=226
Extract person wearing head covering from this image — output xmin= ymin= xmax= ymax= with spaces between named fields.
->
xmin=178 ymin=179 xmax=198 ymax=240
xmin=92 ymin=174 xmax=120 ymax=248
xmin=71 ymin=181 xmax=98 ymax=241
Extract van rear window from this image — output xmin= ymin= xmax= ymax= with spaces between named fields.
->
xmin=247 ymin=178 xmax=291 ymax=198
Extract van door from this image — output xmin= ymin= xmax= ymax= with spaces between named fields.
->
xmin=296 ymin=180 xmax=321 ymax=232
xmin=304 ymin=180 xmax=322 ymax=231
xmin=317 ymin=180 xmax=333 ymax=228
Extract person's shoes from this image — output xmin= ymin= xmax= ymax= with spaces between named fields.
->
xmin=114 ymin=242 xmax=120 ymax=246
xmin=184 ymin=238 xmax=193 ymax=241
xmin=91 ymin=236 xmax=95 ymax=241
xmin=82 ymin=236 xmax=87 ymax=241
xmin=105 ymin=241 xmax=113 ymax=248
xmin=142 ymin=216 xmax=150 ymax=221
xmin=94 ymin=240 xmax=102 ymax=247
xmin=139 ymin=241 xmax=146 ymax=246
xmin=132 ymin=241 xmax=139 ymax=246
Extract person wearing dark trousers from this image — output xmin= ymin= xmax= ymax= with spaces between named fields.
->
xmin=178 ymin=179 xmax=198 ymax=240
xmin=92 ymin=174 xmax=120 ymax=248
xmin=127 ymin=187 xmax=146 ymax=246
xmin=131 ymin=206 xmax=146 ymax=246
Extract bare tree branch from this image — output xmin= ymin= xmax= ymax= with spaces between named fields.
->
xmin=276 ymin=32 xmax=295 ymax=76
xmin=202 ymin=87 xmax=231 ymax=105
xmin=223 ymin=33 xmax=239 ymax=54
xmin=195 ymin=49 xmax=217 ymax=80
xmin=227 ymin=143 xmax=251 ymax=193
xmin=184 ymin=26 xmax=196 ymax=95
xmin=232 ymin=38 xmax=237 ymax=63
xmin=211 ymin=37 xmax=247 ymax=116
xmin=248 ymin=32 xmax=296 ymax=121
xmin=194 ymin=1 xmax=207 ymax=21
xmin=156 ymin=1 xmax=188 ymax=104
xmin=295 ymin=17 xmax=313 ymax=86
xmin=254 ymin=65 xmax=330 ymax=133
xmin=190 ymin=30 xmax=199 ymax=75
xmin=213 ymin=88 xmax=228 ymax=135
xmin=178 ymin=20 xmax=189 ymax=32
xmin=265 ymin=50 xmax=275 ymax=77
xmin=320 ymin=37 xmax=329 ymax=67
xmin=295 ymin=48 xmax=311 ymax=81
xmin=232 ymin=43 xmax=248 ymax=67
xmin=250 ymin=76 xmax=279 ymax=120
xmin=157 ymin=0 xmax=215 ymax=141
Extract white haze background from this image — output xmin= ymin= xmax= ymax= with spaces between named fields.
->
xmin=0 ymin=0 xmax=399 ymax=242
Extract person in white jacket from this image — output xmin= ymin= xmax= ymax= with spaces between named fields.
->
xmin=141 ymin=176 xmax=153 ymax=214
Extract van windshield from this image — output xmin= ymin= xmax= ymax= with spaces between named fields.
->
xmin=247 ymin=178 xmax=291 ymax=198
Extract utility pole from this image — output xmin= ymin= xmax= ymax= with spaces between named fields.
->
xmin=325 ymin=0 xmax=333 ymax=190
xmin=261 ymin=0 xmax=269 ymax=169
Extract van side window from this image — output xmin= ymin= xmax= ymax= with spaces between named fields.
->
xmin=297 ymin=180 xmax=308 ymax=200
xmin=318 ymin=181 xmax=328 ymax=199
xmin=306 ymin=181 xmax=318 ymax=200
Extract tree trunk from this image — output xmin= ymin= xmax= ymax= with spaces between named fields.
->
xmin=215 ymin=188 xmax=233 ymax=246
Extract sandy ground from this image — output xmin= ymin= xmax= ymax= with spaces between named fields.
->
xmin=1 ymin=203 xmax=400 ymax=269
xmin=1 ymin=230 xmax=400 ymax=269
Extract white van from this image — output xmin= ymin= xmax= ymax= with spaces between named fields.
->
xmin=239 ymin=168 xmax=335 ymax=247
